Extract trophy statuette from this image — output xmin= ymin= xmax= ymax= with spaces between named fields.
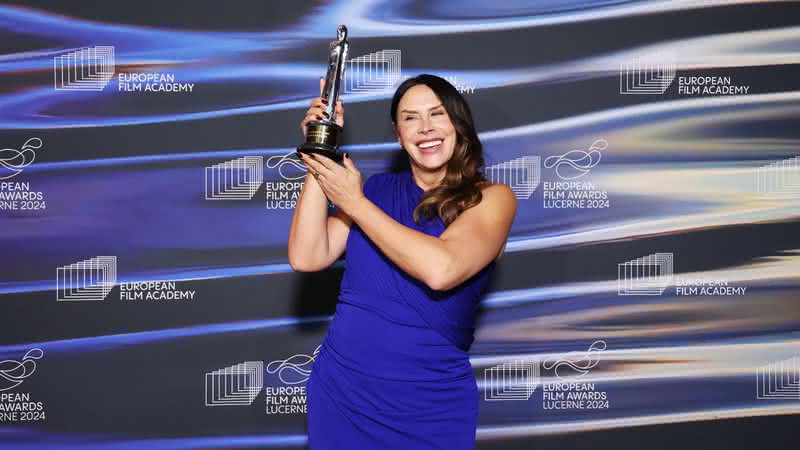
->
xmin=298 ymin=25 xmax=350 ymax=164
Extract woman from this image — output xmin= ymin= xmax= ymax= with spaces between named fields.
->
xmin=289 ymin=74 xmax=516 ymax=449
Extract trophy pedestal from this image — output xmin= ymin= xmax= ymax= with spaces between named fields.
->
xmin=298 ymin=120 xmax=344 ymax=163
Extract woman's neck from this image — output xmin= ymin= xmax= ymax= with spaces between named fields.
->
xmin=410 ymin=167 xmax=445 ymax=192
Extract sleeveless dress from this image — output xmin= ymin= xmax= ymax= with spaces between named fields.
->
xmin=306 ymin=170 xmax=496 ymax=450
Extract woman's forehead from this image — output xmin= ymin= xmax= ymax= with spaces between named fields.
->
xmin=399 ymin=85 xmax=440 ymax=108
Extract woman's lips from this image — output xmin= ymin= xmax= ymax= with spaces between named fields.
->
xmin=417 ymin=139 xmax=443 ymax=153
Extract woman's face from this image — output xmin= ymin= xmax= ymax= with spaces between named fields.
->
xmin=393 ymin=84 xmax=456 ymax=171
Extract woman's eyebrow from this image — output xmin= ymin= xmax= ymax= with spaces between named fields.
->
xmin=400 ymin=104 xmax=443 ymax=114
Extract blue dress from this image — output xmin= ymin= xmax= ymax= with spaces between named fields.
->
xmin=306 ymin=170 xmax=496 ymax=449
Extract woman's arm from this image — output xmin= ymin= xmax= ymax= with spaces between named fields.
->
xmin=348 ymin=183 xmax=517 ymax=290
xmin=288 ymin=78 xmax=348 ymax=272
xmin=287 ymin=171 xmax=352 ymax=272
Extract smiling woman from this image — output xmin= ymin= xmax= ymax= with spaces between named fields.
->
xmin=389 ymin=75 xmax=513 ymax=231
xmin=288 ymin=74 xmax=516 ymax=450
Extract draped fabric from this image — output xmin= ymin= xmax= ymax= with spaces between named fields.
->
xmin=388 ymin=170 xmax=497 ymax=353
xmin=306 ymin=171 xmax=496 ymax=449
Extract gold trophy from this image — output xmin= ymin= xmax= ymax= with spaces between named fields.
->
xmin=298 ymin=25 xmax=349 ymax=163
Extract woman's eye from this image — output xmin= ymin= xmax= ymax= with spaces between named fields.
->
xmin=404 ymin=116 xmax=415 ymax=121
xmin=433 ymin=111 xmax=443 ymax=116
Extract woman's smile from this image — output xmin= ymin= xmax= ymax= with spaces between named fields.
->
xmin=417 ymin=138 xmax=444 ymax=154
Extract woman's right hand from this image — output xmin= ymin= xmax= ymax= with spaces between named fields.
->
xmin=300 ymin=77 xmax=345 ymax=138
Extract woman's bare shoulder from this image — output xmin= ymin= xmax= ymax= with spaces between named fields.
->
xmin=480 ymin=182 xmax=517 ymax=210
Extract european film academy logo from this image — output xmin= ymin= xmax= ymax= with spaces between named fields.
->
xmin=617 ymin=252 xmax=674 ymax=296
xmin=619 ymin=57 xmax=676 ymax=95
xmin=344 ymin=50 xmax=402 ymax=94
xmin=756 ymin=356 xmax=800 ymax=400
xmin=53 ymin=46 xmax=115 ymax=91
xmin=53 ymin=45 xmax=194 ymax=93
xmin=620 ymin=54 xmax=750 ymax=96
xmin=442 ymin=75 xmax=477 ymax=95
xmin=619 ymin=252 xmax=748 ymax=296
xmin=56 ymin=256 xmax=118 ymax=301
xmin=485 ymin=156 xmax=541 ymax=200
xmin=205 ymin=361 xmax=264 ymax=406
xmin=484 ymin=360 xmax=540 ymax=401
xmin=204 ymin=156 xmax=264 ymax=200
xmin=756 ymin=156 xmax=800 ymax=197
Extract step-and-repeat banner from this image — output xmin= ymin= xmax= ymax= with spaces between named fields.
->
xmin=1 ymin=1 xmax=799 ymax=449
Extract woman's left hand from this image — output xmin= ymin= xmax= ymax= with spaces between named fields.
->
xmin=298 ymin=152 xmax=365 ymax=214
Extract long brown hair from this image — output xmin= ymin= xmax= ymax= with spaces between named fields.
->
xmin=390 ymin=74 xmax=492 ymax=227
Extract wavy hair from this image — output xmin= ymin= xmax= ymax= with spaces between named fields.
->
xmin=390 ymin=74 xmax=492 ymax=227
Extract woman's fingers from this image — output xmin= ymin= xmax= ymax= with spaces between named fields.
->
xmin=333 ymin=100 xmax=344 ymax=127
xmin=299 ymin=153 xmax=328 ymax=178
xmin=308 ymin=100 xmax=330 ymax=117
xmin=300 ymin=115 xmax=318 ymax=132
xmin=301 ymin=153 xmax=339 ymax=178
xmin=300 ymin=108 xmax=328 ymax=129
xmin=309 ymin=152 xmax=338 ymax=171
xmin=308 ymin=108 xmax=326 ymax=120
xmin=310 ymin=97 xmax=329 ymax=109
xmin=300 ymin=96 xmax=339 ymax=135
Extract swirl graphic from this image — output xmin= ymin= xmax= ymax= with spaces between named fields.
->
xmin=0 ymin=348 xmax=44 ymax=392
xmin=543 ymin=138 xmax=606 ymax=180
xmin=265 ymin=152 xmax=307 ymax=181
xmin=0 ymin=137 xmax=41 ymax=180
xmin=542 ymin=340 xmax=606 ymax=379
xmin=265 ymin=345 xmax=320 ymax=385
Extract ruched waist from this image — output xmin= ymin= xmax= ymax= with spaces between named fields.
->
xmin=321 ymin=288 xmax=473 ymax=382
xmin=337 ymin=287 xmax=430 ymax=328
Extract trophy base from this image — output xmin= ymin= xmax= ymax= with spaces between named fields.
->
xmin=298 ymin=121 xmax=344 ymax=163
xmin=297 ymin=144 xmax=344 ymax=163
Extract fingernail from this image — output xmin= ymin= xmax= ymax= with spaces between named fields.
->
xmin=345 ymin=152 xmax=350 ymax=159
xmin=322 ymin=111 xmax=329 ymax=117
xmin=321 ymin=98 xmax=329 ymax=104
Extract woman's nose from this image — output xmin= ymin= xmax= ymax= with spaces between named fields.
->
xmin=419 ymin=118 xmax=434 ymax=133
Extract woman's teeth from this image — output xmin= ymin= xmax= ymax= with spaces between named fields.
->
xmin=418 ymin=140 xmax=443 ymax=151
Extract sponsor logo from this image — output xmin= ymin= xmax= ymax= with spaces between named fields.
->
xmin=344 ymin=50 xmax=402 ymax=94
xmin=54 ymin=46 xmax=115 ymax=91
xmin=0 ymin=138 xmax=46 ymax=212
xmin=56 ymin=256 xmax=117 ymax=301
xmin=0 ymin=349 xmax=46 ymax=422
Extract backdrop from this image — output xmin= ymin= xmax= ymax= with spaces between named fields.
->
xmin=1 ymin=1 xmax=799 ymax=449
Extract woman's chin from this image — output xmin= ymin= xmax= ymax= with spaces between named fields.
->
xmin=416 ymin=160 xmax=448 ymax=172
xmin=412 ymin=150 xmax=449 ymax=168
